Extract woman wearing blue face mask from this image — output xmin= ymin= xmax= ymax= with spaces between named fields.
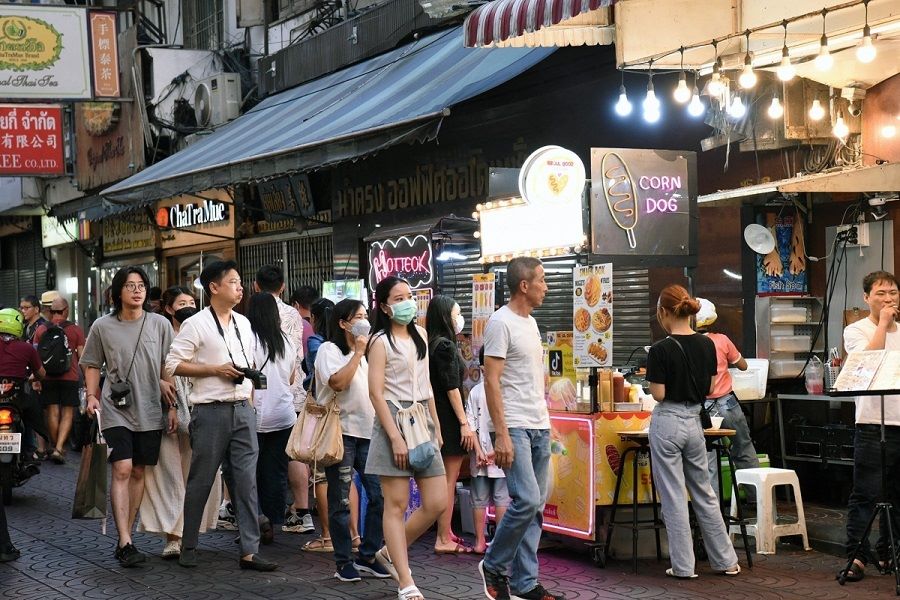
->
xmin=426 ymin=295 xmax=476 ymax=555
xmin=366 ymin=277 xmax=446 ymax=600
xmin=138 ymin=287 xmax=221 ymax=559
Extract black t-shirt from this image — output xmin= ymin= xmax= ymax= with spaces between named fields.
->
xmin=646 ymin=334 xmax=717 ymax=404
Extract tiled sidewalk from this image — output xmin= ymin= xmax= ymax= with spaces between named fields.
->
xmin=0 ymin=458 xmax=888 ymax=599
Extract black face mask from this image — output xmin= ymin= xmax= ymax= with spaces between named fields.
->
xmin=173 ymin=306 xmax=198 ymax=324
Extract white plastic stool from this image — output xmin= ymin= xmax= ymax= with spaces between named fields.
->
xmin=728 ymin=467 xmax=811 ymax=555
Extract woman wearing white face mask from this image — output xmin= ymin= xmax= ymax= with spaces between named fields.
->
xmin=366 ymin=277 xmax=446 ymax=600
xmin=425 ymin=295 xmax=477 ymax=554
xmin=314 ymin=299 xmax=387 ymax=582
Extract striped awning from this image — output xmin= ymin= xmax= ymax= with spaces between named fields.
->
xmin=464 ymin=0 xmax=617 ymax=48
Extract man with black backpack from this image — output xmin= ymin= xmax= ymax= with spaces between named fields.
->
xmin=33 ymin=297 xmax=85 ymax=465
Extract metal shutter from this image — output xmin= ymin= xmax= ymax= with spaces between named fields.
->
xmin=239 ymin=230 xmax=334 ymax=298
xmin=434 ymin=243 xmax=482 ymax=326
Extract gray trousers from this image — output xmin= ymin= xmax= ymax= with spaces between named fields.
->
xmin=649 ymin=401 xmax=738 ymax=576
xmin=183 ymin=401 xmax=260 ymax=556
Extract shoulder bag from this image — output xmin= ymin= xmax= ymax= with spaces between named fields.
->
xmin=388 ymin=340 xmax=436 ymax=471
xmin=285 ymin=369 xmax=343 ymax=468
xmin=668 ymin=336 xmax=714 ymax=429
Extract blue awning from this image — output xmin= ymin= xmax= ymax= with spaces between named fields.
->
xmin=99 ymin=27 xmax=555 ymax=210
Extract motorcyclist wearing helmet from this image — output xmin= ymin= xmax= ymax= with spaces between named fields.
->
xmin=0 ymin=307 xmax=47 ymax=562
xmin=695 ymin=299 xmax=760 ymax=498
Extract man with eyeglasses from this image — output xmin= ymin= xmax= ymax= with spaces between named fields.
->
xmin=81 ymin=267 xmax=177 ymax=568
xmin=18 ymin=295 xmax=46 ymax=343
xmin=32 ymin=298 xmax=86 ymax=464
xmin=18 ymin=295 xmax=47 ymax=460
xmin=166 ymin=260 xmax=277 ymax=572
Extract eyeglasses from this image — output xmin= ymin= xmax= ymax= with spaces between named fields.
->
xmin=18 ymin=305 xmax=35 ymax=311
xmin=49 ymin=309 xmax=65 ymax=315
xmin=123 ymin=282 xmax=147 ymax=292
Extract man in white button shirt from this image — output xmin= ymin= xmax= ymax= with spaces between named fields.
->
xmin=165 ymin=260 xmax=277 ymax=572
xmin=840 ymin=270 xmax=899 ymax=582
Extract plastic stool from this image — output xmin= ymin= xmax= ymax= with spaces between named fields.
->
xmin=728 ymin=467 xmax=811 ymax=555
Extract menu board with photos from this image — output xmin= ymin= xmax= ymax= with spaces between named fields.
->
xmin=834 ymin=350 xmax=900 ymax=392
xmin=572 ymin=264 xmax=613 ymax=367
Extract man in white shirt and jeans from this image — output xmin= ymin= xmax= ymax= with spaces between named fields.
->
xmin=165 ymin=260 xmax=277 ymax=572
xmin=841 ymin=270 xmax=900 ymax=582
xmin=478 ymin=257 xmax=564 ymax=600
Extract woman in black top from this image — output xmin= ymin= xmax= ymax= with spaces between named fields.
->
xmin=646 ymin=284 xmax=740 ymax=579
xmin=425 ymin=295 xmax=476 ymax=554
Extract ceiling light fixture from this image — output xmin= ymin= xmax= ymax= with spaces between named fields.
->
xmin=643 ymin=62 xmax=661 ymax=123
xmin=614 ymin=69 xmax=632 ymax=117
xmin=728 ymin=95 xmax=747 ymax=119
xmin=815 ymin=9 xmax=834 ymax=71
xmin=833 ymin=109 xmax=850 ymax=140
xmin=856 ymin=0 xmax=876 ymax=63
xmin=688 ymin=71 xmax=705 ymax=117
xmin=738 ymin=30 xmax=757 ymax=89
xmin=777 ymin=21 xmax=796 ymax=81
xmin=809 ymin=98 xmax=826 ymax=121
xmin=673 ymin=47 xmax=692 ymax=103
xmin=707 ymin=41 xmax=725 ymax=97
xmin=768 ymin=95 xmax=784 ymax=119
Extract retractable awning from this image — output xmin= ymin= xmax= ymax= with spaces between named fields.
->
xmin=463 ymin=0 xmax=617 ymax=48
xmin=99 ymin=27 xmax=554 ymax=210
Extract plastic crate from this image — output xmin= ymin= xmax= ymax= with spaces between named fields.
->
xmin=719 ymin=454 xmax=770 ymax=501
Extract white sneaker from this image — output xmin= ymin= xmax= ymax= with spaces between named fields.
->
xmin=282 ymin=511 xmax=315 ymax=533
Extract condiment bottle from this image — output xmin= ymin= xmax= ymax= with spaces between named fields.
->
xmin=612 ymin=371 xmax=625 ymax=404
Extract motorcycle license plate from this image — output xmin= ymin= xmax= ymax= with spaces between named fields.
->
xmin=0 ymin=432 xmax=21 ymax=454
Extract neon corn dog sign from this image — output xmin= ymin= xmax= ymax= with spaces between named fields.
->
xmin=368 ymin=234 xmax=434 ymax=290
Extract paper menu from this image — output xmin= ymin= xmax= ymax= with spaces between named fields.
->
xmin=833 ymin=350 xmax=900 ymax=392
xmin=471 ymin=273 xmax=495 ymax=351
xmin=572 ymin=263 xmax=613 ymax=367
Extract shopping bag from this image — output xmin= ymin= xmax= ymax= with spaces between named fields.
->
xmin=72 ymin=418 xmax=108 ymax=520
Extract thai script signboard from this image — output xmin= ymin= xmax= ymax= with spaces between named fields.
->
xmin=0 ymin=6 xmax=91 ymax=99
xmin=0 ymin=104 xmax=65 ymax=175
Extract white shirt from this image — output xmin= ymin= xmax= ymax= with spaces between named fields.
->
xmin=465 ymin=382 xmax=505 ymax=478
xmin=253 ymin=334 xmax=299 ymax=432
xmin=314 ymin=341 xmax=374 ymax=439
xmin=276 ymin=297 xmax=306 ymax=409
xmin=482 ymin=305 xmax=550 ymax=430
xmin=843 ymin=317 xmax=900 ymax=425
xmin=165 ymin=308 xmax=253 ymax=403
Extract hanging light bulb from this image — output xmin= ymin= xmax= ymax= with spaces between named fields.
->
xmin=833 ymin=110 xmax=849 ymax=139
xmin=688 ymin=71 xmax=705 ymax=117
xmin=614 ymin=70 xmax=632 ymax=117
xmin=808 ymin=98 xmax=825 ymax=121
xmin=738 ymin=31 xmax=756 ymax=89
xmin=815 ymin=9 xmax=833 ymax=71
xmin=673 ymin=47 xmax=691 ymax=103
xmin=643 ymin=70 xmax=660 ymax=111
xmin=728 ymin=95 xmax=746 ymax=119
xmin=856 ymin=0 xmax=876 ymax=63
xmin=768 ymin=96 xmax=784 ymax=119
xmin=706 ymin=42 xmax=724 ymax=98
xmin=776 ymin=21 xmax=795 ymax=82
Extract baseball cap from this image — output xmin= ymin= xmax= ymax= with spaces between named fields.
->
xmin=41 ymin=290 xmax=61 ymax=306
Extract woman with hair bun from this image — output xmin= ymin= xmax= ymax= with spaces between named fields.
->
xmin=646 ymin=284 xmax=740 ymax=579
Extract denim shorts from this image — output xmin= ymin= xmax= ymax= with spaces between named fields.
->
xmin=470 ymin=475 xmax=510 ymax=508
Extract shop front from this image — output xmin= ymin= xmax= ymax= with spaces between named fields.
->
xmin=40 ymin=215 xmax=94 ymax=325
xmin=98 ymin=213 xmax=159 ymax=315
xmin=156 ymin=189 xmax=237 ymax=297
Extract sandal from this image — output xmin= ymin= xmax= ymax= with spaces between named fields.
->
xmin=665 ymin=568 xmax=698 ymax=579
xmin=398 ymin=584 xmax=424 ymax=600
xmin=722 ymin=564 xmax=741 ymax=576
xmin=301 ymin=537 xmax=333 ymax=552
xmin=434 ymin=542 xmax=475 ymax=555
xmin=352 ymin=535 xmax=361 ymax=550
xmin=837 ymin=560 xmax=865 ymax=582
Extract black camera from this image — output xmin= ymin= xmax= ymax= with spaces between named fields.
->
xmin=109 ymin=381 xmax=133 ymax=409
xmin=234 ymin=367 xmax=267 ymax=390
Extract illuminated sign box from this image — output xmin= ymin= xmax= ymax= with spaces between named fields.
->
xmin=367 ymin=234 xmax=434 ymax=291
xmin=590 ymin=148 xmax=697 ymax=258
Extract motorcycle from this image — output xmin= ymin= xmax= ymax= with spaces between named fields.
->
xmin=0 ymin=379 xmax=40 ymax=505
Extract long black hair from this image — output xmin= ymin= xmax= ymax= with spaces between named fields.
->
xmin=425 ymin=295 xmax=458 ymax=346
xmin=310 ymin=297 xmax=334 ymax=339
xmin=329 ymin=299 xmax=366 ymax=356
xmin=161 ymin=286 xmax=194 ymax=325
xmin=110 ymin=266 xmax=151 ymax=317
xmin=367 ymin=276 xmax=426 ymax=360
xmin=247 ymin=292 xmax=286 ymax=361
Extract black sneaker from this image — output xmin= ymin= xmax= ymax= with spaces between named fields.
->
xmin=511 ymin=584 xmax=566 ymax=600
xmin=179 ymin=548 xmax=199 ymax=568
xmin=114 ymin=543 xmax=146 ymax=568
xmin=354 ymin=557 xmax=392 ymax=579
xmin=479 ymin=559 xmax=511 ymax=600
xmin=334 ymin=562 xmax=362 ymax=582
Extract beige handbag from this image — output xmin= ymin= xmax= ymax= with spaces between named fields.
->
xmin=286 ymin=371 xmax=343 ymax=468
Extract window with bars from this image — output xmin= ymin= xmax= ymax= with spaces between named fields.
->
xmin=183 ymin=0 xmax=225 ymax=50
xmin=239 ymin=232 xmax=334 ymax=299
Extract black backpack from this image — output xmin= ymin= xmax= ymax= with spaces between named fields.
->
xmin=38 ymin=323 xmax=72 ymax=376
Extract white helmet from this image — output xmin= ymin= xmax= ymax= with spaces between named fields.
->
xmin=696 ymin=298 xmax=717 ymax=329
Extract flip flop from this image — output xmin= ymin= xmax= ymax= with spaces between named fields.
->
xmin=352 ymin=535 xmax=362 ymax=550
xmin=398 ymin=584 xmax=424 ymax=600
xmin=722 ymin=564 xmax=741 ymax=576
xmin=665 ymin=568 xmax=698 ymax=579
xmin=434 ymin=542 xmax=475 ymax=555
xmin=837 ymin=564 xmax=865 ymax=582
xmin=301 ymin=537 xmax=333 ymax=552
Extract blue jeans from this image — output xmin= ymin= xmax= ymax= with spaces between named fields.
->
xmin=846 ymin=425 xmax=900 ymax=563
xmin=704 ymin=394 xmax=759 ymax=496
xmin=650 ymin=402 xmax=738 ymax=576
xmin=484 ymin=428 xmax=550 ymax=595
xmin=325 ymin=436 xmax=384 ymax=567
xmin=256 ymin=427 xmax=292 ymax=526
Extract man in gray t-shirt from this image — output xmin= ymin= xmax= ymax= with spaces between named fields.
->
xmin=82 ymin=267 xmax=176 ymax=568
xmin=479 ymin=257 xmax=563 ymax=600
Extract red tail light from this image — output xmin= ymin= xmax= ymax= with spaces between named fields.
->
xmin=0 ymin=408 xmax=13 ymax=426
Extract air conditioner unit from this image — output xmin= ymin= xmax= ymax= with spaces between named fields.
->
xmin=193 ymin=73 xmax=241 ymax=127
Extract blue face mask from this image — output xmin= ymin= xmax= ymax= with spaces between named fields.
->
xmin=388 ymin=298 xmax=417 ymax=325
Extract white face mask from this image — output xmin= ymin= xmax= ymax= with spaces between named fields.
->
xmin=350 ymin=319 xmax=371 ymax=338
xmin=453 ymin=313 xmax=465 ymax=335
